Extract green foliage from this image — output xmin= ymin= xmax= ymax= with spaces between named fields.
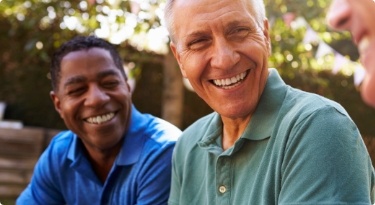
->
xmin=264 ymin=0 xmax=375 ymax=136
xmin=0 ymin=0 xmax=374 ymax=136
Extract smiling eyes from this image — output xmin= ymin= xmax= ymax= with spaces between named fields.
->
xmin=66 ymin=80 xmax=121 ymax=96
xmin=187 ymin=27 xmax=252 ymax=50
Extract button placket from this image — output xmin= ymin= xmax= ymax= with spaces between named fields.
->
xmin=216 ymin=156 xmax=232 ymax=205
xmin=217 ymin=157 xmax=231 ymax=192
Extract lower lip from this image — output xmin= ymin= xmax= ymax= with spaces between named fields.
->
xmin=219 ymin=70 xmax=250 ymax=90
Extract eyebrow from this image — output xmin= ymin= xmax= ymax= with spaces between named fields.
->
xmin=185 ymin=30 xmax=210 ymax=41
xmin=63 ymin=69 xmax=121 ymax=88
xmin=225 ymin=20 xmax=251 ymax=31
xmin=97 ymin=69 xmax=121 ymax=79
xmin=63 ymin=76 xmax=87 ymax=88
xmin=185 ymin=20 xmax=251 ymax=39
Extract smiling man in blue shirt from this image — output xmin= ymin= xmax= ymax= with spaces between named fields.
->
xmin=16 ymin=36 xmax=181 ymax=205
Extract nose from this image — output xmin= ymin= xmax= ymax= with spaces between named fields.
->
xmin=327 ymin=0 xmax=352 ymax=30
xmin=210 ymin=38 xmax=240 ymax=70
xmin=84 ymin=85 xmax=110 ymax=107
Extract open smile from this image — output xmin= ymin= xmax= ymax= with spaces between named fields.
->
xmin=84 ymin=112 xmax=116 ymax=124
xmin=211 ymin=70 xmax=250 ymax=89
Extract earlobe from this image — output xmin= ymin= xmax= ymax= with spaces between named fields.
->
xmin=170 ymin=42 xmax=187 ymax=77
xmin=50 ymin=91 xmax=62 ymax=117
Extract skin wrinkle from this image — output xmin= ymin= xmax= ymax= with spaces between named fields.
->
xmin=164 ymin=0 xmax=265 ymax=43
xmin=169 ymin=0 xmax=270 ymax=149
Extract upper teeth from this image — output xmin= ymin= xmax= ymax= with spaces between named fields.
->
xmin=86 ymin=112 xmax=115 ymax=124
xmin=358 ymin=36 xmax=370 ymax=54
xmin=213 ymin=71 xmax=247 ymax=87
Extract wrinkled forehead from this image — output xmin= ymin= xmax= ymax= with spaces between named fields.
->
xmin=172 ymin=0 xmax=261 ymax=27
xmin=172 ymin=0 xmax=258 ymax=35
xmin=173 ymin=0 xmax=252 ymax=13
xmin=173 ymin=0 xmax=255 ymax=25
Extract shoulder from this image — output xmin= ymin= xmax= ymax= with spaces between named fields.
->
xmin=277 ymin=88 xmax=361 ymax=148
xmin=282 ymin=87 xmax=351 ymax=123
xmin=138 ymin=114 xmax=182 ymax=150
xmin=47 ymin=130 xmax=75 ymax=152
xmin=150 ymin=116 xmax=182 ymax=141
xmin=39 ymin=130 xmax=75 ymax=163
xmin=274 ymin=87 xmax=362 ymax=149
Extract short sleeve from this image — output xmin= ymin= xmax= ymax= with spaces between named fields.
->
xmin=16 ymin=141 xmax=65 ymax=205
xmin=279 ymin=106 xmax=375 ymax=204
xmin=137 ymin=142 xmax=176 ymax=205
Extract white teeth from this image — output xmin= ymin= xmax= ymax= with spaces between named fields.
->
xmin=213 ymin=71 xmax=248 ymax=88
xmin=358 ymin=36 xmax=370 ymax=54
xmin=86 ymin=112 xmax=115 ymax=124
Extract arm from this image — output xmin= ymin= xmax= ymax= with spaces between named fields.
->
xmin=16 ymin=141 xmax=65 ymax=205
xmin=279 ymin=106 xmax=375 ymax=204
xmin=137 ymin=143 xmax=176 ymax=205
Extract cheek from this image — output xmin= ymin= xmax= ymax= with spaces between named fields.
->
xmin=59 ymin=99 xmax=80 ymax=120
xmin=180 ymin=52 xmax=207 ymax=77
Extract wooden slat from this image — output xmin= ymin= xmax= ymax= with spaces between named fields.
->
xmin=0 ymin=184 xmax=26 ymax=198
xmin=0 ymin=157 xmax=38 ymax=171
xmin=0 ymin=127 xmax=44 ymax=157
xmin=0 ymin=127 xmax=46 ymax=199
xmin=0 ymin=170 xmax=30 ymax=185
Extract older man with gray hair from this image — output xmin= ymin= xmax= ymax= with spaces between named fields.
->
xmin=164 ymin=0 xmax=375 ymax=204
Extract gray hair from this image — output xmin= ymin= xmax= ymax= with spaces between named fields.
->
xmin=163 ymin=0 xmax=267 ymax=43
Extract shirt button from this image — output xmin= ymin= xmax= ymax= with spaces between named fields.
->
xmin=219 ymin=185 xmax=226 ymax=193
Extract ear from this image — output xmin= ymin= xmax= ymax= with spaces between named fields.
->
xmin=263 ymin=19 xmax=272 ymax=56
xmin=50 ymin=91 xmax=63 ymax=118
xmin=125 ymin=81 xmax=133 ymax=94
xmin=170 ymin=42 xmax=187 ymax=78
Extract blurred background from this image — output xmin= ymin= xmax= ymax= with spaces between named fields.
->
xmin=1 ymin=0 xmax=375 ymax=203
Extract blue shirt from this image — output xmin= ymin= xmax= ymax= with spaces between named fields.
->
xmin=17 ymin=106 xmax=181 ymax=205
xmin=169 ymin=68 xmax=375 ymax=205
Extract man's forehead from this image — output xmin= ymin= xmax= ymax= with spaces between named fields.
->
xmin=62 ymin=47 xmax=111 ymax=61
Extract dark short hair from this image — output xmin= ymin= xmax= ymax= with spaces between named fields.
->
xmin=50 ymin=35 xmax=126 ymax=91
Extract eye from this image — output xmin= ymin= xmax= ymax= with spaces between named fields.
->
xmin=67 ymin=86 xmax=86 ymax=96
xmin=102 ymin=80 xmax=120 ymax=88
xmin=230 ymin=27 xmax=250 ymax=38
xmin=187 ymin=38 xmax=211 ymax=50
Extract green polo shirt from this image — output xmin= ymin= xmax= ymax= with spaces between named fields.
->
xmin=169 ymin=68 xmax=375 ymax=205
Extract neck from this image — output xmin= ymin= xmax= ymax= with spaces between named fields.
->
xmin=90 ymin=154 xmax=116 ymax=183
xmin=221 ymin=116 xmax=251 ymax=150
xmin=83 ymin=143 xmax=122 ymax=183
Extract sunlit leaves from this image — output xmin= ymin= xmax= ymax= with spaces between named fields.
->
xmin=265 ymin=0 xmax=355 ymax=78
